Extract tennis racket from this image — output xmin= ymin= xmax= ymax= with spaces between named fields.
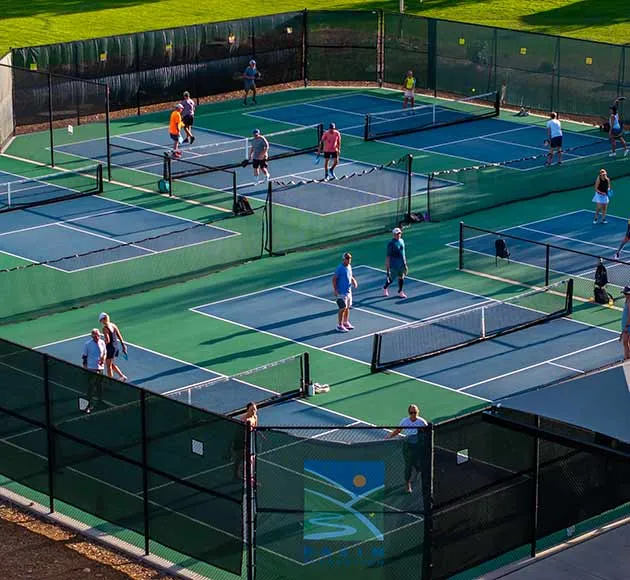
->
xmin=241 ymin=159 xmax=250 ymax=168
xmin=543 ymin=139 xmax=550 ymax=147
xmin=313 ymin=153 xmax=321 ymax=165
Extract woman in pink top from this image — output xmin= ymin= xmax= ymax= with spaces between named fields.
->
xmin=317 ymin=123 xmax=341 ymax=180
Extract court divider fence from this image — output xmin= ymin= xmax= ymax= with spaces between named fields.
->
xmin=3 ymin=332 xmax=630 ymax=579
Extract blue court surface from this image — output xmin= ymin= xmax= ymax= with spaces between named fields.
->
xmin=451 ymin=210 xmax=630 ymax=286
xmin=56 ymin=127 xmax=441 ymax=216
xmin=0 ymin=191 xmax=238 ymax=271
xmin=37 ymin=336 xmax=380 ymax=432
xmin=191 ymin=265 xmax=621 ymax=402
xmin=246 ymin=92 xmax=610 ymax=168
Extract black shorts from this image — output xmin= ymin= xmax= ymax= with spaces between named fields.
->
xmin=252 ymin=159 xmax=268 ymax=169
xmin=182 ymin=115 xmax=194 ymax=127
xmin=105 ymin=343 xmax=119 ymax=360
xmin=549 ymin=136 xmax=562 ymax=148
xmin=323 ymin=151 xmax=338 ymax=159
xmin=169 ymin=133 xmax=180 ymax=144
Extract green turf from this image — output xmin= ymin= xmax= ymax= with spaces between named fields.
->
xmin=1 ymin=0 xmax=629 ymax=58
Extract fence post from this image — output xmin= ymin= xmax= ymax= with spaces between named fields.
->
xmin=47 ymin=72 xmax=55 ymax=167
xmin=140 ymin=390 xmax=150 ymax=556
xmin=545 ymin=244 xmax=550 ymax=286
xmin=105 ymin=84 xmax=112 ymax=181
xmin=303 ymin=10 xmax=309 ymax=86
xmin=246 ymin=423 xmax=255 ymax=580
xmin=422 ymin=422 xmax=434 ymax=579
xmin=530 ymin=415 xmax=541 ymax=558
xmin=427 ymin=18 xmax=437 ymax=96
xmin=406 ymin=153 xmax=413 ymax=222
xmin=266 ymin=181 xmax=273 ymax=256
xmin=378 ymin=10 xmax=384 ymax=87
xmin=43 ymin=354 xmax=55 ymax=514
xmin=459 ymin=222 xmax=464 ymax=270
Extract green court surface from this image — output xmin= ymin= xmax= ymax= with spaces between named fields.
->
xmin=0 ymin=86 xmax=626 ymax=425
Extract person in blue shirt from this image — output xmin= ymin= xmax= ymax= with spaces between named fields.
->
xmin=383 ymin=227 xmax=408 ymax=299
xmin=621 ymin=286 xmax=630 ymax=360
xmin=332 ymin=252 xmax=358 ymax=332
xmin=243 ymin=59 xmax=260 ymax=106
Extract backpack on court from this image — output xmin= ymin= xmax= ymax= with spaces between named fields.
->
xmin=234 ymin=195 xmax=254 ymax=216
xmin=495 ymin=238 xmax=510 ymax=265
xmin=593 ymin=261 xmax=613 ymax=305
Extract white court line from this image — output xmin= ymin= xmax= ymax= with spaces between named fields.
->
xmin=459 ymin=338 xmax=620 ymax=391
xmin=518 ymin=225 xmax=621 ymax=253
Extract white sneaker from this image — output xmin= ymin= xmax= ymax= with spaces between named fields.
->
xmin=343 ymin=322 xmax=354 ymax=330
xmin=625 ymin=150 xmax=629 ymax=157
xmin=602 ymin=219 xmax=608 ymax=224
xmin=383 ymin=288 xmax=389 ymax=297
xmin=336 ymin=325 xmax=349 ymax=333
xmin=609 ymin=152 xmax=617 ymax=157
xmin=593 ymin=217 xmax=598 ymax=224
xmin=398 ymin=291 xmax=408 ymax=299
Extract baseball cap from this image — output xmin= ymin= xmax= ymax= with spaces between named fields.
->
xmin=392 ymin=227 xmax=402 ymax=235
xmin=98 ymin=312 xmax=108 ymax=321
xmin=249 ymin=59 xmax=256 ymax=65
xmin=175 ymin=103 xmax=184 ymax=109
xmin=329 ymin=122 xmax=336 ymax=130
xmin=252 ymin=128 xmax=261 ymax=135
xmin=622 ymin=286 xmax=630 ymax=295
xmin=342 ymin=252 xmax=352 ymax=260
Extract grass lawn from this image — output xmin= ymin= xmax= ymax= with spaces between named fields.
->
xmin=1 ymin=0 xmax=628 ymax=57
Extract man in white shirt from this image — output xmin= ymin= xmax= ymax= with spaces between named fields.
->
xmin=545 ymin=112 xmax=563 ymax=166
xmin=82 ymin=329 xmax=106 ymax=413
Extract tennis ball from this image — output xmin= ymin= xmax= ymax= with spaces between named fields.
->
xmin=471 ymin=88 xmax=476 ymax=93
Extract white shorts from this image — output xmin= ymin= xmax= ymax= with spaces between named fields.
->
xmin=404 ymin=90 xmax=414 ymax=99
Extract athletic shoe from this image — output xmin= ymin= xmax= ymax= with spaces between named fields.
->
xmin=593 ymin=217 xmax=598 ymax=224
xmin=173 ymin=151 xmax=182 ymax=158
xmin=183 ymin=138 xmax=189 ymax=144
xmin=336 ymin=325 xmax=349 ymax=333
xmin=602 ymin=219 xmax=608 ymax=224
xmin=398 ymin=291 xmax=407 ymax=299
xmin=343 ymin=322 xmax=354 ymax=330
xmin=625 ymin=149 xmax=629 ymax=157
xmin=265 ymin=174 xmax=271 ymax=182
xmin=190 ymin=136 xmax=195 ymax=145
xmin=609 ymin=152 xmax=617 ymax=157
xmin=615 ymin=251 xmax=621 ymax=259
xmin=383 ymin=288 xmax=389 ymax=297
xmin=329 ymin=171 xmax=337 ymax=180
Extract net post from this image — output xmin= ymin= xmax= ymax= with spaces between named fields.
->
xmin=421 ymin=422 xmax=434 ymax=580
xmin=370 ymin=333 xmax=381 ymax=373
xmin=302 ymin=352 xmax=311 ymax=394
xmin=406 ymin=154 xmax=413 ymax=222
xmin=426 ymin=172 xmax=433 ymax=222
xmin=163 ymin=153 xmax=173 ymax=197
xmin=530 ymin=415 xmax=541 ymax=558
xmin=481 ymin=306 xmax=486 ymax=338
xmin=364 ymin=114 xmax=369 ymax=141
xmin=43 ymin=354 xmax=55 ymax=513
xmin=96 ymin=164 xmax=103 ymax=193
xmin=7 ymin=183 xmax=11 ymax=208
xmin=232 ymin=171 xmax=237 ymax=215
xmin=105 ymin=84 xmax=112 ymax=182
xmin=565 ymin=278 xmax=574 ymax=315
xmin=544 ymin=245 xmax=550 ymax=286
xmin=458 ymin=221 xmax=464 ymax=270
xmin=317 ymin=122 xmax=324 ymax=143
xmin=494 ymin=88 xmax=501 ymax=115
xmin=266 ymin=181 xmax=273 ymax=256
xmin=47 ymin=72 xmax=55 ymax=167
xmin=140 ymin=390 xmax=150 ymax=556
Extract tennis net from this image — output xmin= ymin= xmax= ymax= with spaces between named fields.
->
xmin=364 ymin=91 xmax=500 ymax=141
xmin=371 ymin=279 xmax=573 ymax=371
xmin=163 ymin=353 xmax=310 ymax=417
xmin=0 ymin=165 xmax=103 ymax=212
xmin=170 ymin=124 xmax=323 ymax=180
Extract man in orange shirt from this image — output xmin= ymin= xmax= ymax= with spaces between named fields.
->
xmin=169 ymin=103 xmax=184 ymax=157
xmin=317 ymin=123 xmax=341 ymax=180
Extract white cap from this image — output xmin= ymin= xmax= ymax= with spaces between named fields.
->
xmin=249 ymin=59 xmax=256 ymax=65
xmin=392 ymin=227 xmax=402 ymax=235
xmin=98 ymin=312 xmax=108 ymax=321
xmin=175 ymin=103 xmax=184 ymax=109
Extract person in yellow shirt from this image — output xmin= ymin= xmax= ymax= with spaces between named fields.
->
xmin=169 ymin=103 xmax=184 ymax=157
xmin=402 ymin=70 xmax=416 ymax=109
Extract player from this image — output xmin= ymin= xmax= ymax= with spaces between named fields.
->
xmin=402 ymin=70 xmax=416 ymax=109
xmin=592 ymin=168 xmax=612 ymax=224
xmin=248 ymin=129 xmax=270 ymax=183
xmin=615 ymin=218 xmax=630 ymax=259
xmin=383 ymin=227 xmax=408 ymax=299
xmin=608 ymin=105 xmax=628 ymax=157
xmin=332 ymin=252 xmax=358 ymax=332
xmin=168 ymin=103 xmax=184 ymax=157
xmin=621 ymin=287 xmax=630 ymax=360
xmin=545 ymin=112 xmax=563 ymax=166
xmin=317 ymin=123 xmax=341 ymax=180
xmin=180 ymin=91 xmax=196 ymax=144
xmin=243 ymin=59 xmax=260 ymax=106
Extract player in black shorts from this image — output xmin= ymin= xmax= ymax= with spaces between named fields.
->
xmin=615 ymin=220 xmax=630 ymax=259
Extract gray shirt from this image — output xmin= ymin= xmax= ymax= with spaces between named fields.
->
xmin=181 ymin=97 xmax=195 ymax=117
xmin=250 ymin=136 xmax=269 ymax=159
xmin=83 ymin=338 xmax=106 ymax=371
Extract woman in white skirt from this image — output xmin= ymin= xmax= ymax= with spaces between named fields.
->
xmin=593 ymin=168 xmax=612 ymax=224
